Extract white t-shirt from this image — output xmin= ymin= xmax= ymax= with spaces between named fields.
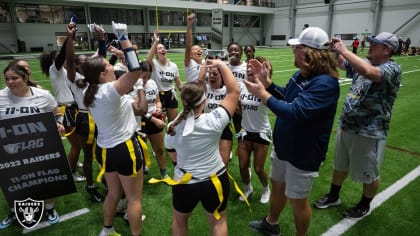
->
xmin=204 ymin=84 xmax=226 ymax=113
xmin=185 ymin=59 xmax=202 ymax=83
xmin=69 ymin=72 xmax=88 ymax=110
xmin=151 ymin=58 xmax=180 ymax=92
xmin=89 ymin=82 xmax=137 ymax=148
xmin=239 ymin=83 xmax=271 ymax=133
xmin=49 ymin=64 xmax=74 ymax=104
xmin=165 ymin=107 xmax=229 ymax=183
xmin=0 ymin=87 xmax=57 ymax=119
xmin=144 ymin=79 xmax=159 ymax=113
xmin=228 ymin=61 xmax=247 ymax=84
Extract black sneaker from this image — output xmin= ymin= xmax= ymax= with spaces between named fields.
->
xmin=313 ymin=194 xmax=341 ymax=209
xmin=249 ymin=217 xmax=280 ymax=236
xmin=0 ymin=212 xmax=16 ymax=229
xmin=343 ymin=205 xmax=370 ymax=219
xmin=86 ymin=186 xmax=104 ymax=202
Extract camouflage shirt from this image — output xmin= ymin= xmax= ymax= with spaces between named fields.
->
xmin=340 ymin=59 xmax=402 ymax=139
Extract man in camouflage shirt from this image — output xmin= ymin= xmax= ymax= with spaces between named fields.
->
xmin=313 ymin=32 xmax=402 ymax=219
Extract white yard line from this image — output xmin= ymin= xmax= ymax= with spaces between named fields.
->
xmin=22 ymin=208 xmax=90 ymax=234
xmin=322 ymin=165 xmax=420 ymax=236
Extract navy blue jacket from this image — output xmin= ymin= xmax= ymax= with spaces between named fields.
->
xmin=266 ymin=71 xmax=339 ymax=171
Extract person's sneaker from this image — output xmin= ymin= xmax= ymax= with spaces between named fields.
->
xmin=77 ymin=162 xmax=83 ymax=168
xmin=343 ymin=205 xmax=370 ymax=219
xmin=46 ymin=208 xmax=60 ymax=224
xmin=239 ymin=184 xmax=253 ymax=202
xmin=85 ymin=186 xmax=104 ymax=202
xmin=143 ymin=166 xmax=149 ymax=175
xmin=260 ymin=186 xmax=271 ymax=204
xmin=116 ymin=199 xmax=127 ymax=214
xmin=249 ymin=217 xmax=280 ymax=236
xmin=0 ymin=212 xmax=16 ymax=229
xmin=72 ymin=172 xmax=86 ymax=182
xmin=123 ymin=211 xmax=146 ymax=221
xmin=99 ymin=228 xmax=121 ymax=236
xmin=313 ymin=194 xmax=341 ymax=209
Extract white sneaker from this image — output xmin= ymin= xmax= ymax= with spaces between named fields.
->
xmin=123 ymin=211 xmax=146 ymax=222
xmin=260 ymin=186 xmax=270 ymax=204
xmin=239 ymin=184 xmax=253 ymax=202
xmin=77 ymin=162 xmax=83 ymax=168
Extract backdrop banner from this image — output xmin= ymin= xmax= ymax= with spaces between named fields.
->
xmin=0 ymin=112 xmax=76 ymax=206
xmin=211 ymin=8 xmax=223 ymax=49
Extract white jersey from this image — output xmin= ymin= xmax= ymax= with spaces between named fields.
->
xmin=0 ymin=86 xmax=57 ymax=119
xmin=89 ymin=82 xmax=137 ymax=148
xmin=204 ymin=84 xmax=226 ymax=113
xmin=165 ymin=107 xmax=229 ymax=183
xmin=69 ymin=72 xmax=88 ymax=110
xmin=239 ymin=83 xmax=271 ymax=133
xmin=228 ymin=61 xmax=247 ymax=84
xmin=151 ymin=58 xmax=180 ymax=92
xmin=184 ymin=59 xmax=202 ymax=83
xmin=49 ymin=64 xmax=74 ymax=105
xmin=144 ymin=79 xmax=159 ymax=113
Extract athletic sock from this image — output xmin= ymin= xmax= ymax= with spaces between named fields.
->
xmin=329 ymin=183 xmax=341 ymax=198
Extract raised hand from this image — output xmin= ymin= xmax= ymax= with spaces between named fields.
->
xmin=112 ymin=21 xmax=128 ymax=41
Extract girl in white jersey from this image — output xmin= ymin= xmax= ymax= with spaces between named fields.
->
xmin=147 ymin=30 xmax=183 ymax=123
xmin=136 ymin=61 xmax=170 ymax=178
xmin=0 ymin=60 xmax=64 ymax=229
xmin=40 ymin=40 xmax=84 ymax=183
xmin=165 ymin=59 xmax=239 ymax=236
xmin=197 ymin=62 xmax=233 ymax=167
xmin=82 ymin=22 xmax=147 ymax=236
xmin=65 ymin=24 xmax=105 ymax=203
xmin=237 ymin=56 xmax=272 ymax=204
xmin=227 ymin=42 xmax=248 ymax=134
xmin=184 ymin=13 xmax=204 ymax=83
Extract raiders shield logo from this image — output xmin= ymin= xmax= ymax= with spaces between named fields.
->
xmin=14 ymin=198 xmax=44 ymax=229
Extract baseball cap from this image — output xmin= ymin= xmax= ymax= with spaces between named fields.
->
xmin=288 ymin=27 xmax=330 ymax=49
xmin=367 ymin=32 xmax=398 ymax=53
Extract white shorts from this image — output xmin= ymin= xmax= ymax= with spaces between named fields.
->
xmin=334 ymin=127 xmax=386 ymax=184
xmin=270 ymin=149 xmax=318 ymax=199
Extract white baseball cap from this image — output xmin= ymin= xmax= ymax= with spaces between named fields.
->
xmin=288 ymin=27 xmax=330 ymax=49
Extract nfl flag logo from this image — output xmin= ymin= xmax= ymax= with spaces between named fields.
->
xmin=14 ymin=198 xmax=44 ymax=229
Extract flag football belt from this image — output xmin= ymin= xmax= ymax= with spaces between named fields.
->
xmin=93 ymin=133 xmax=149 ymax=183
xmin=60 ymin=104 xmax=76 ymax=137
xmin=149 ymin=167 xmax=252 ymax=218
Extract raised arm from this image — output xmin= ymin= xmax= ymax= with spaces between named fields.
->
xmin=332 ymin=38 xmax=382 ymax=83
xmin=184 ymin=13 xmax=196 ymax=67
xmin=212 ymin=60 xmax=239 ymax=117
xmin=111 ymin=21 xmax=141 ymax=95
xmin=146 ymin=31 xmax=160 ymax=66
xmin=65 ymin=24 xmax=77 ymax=83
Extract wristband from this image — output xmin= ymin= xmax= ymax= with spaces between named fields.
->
xmin=144 ymin=113 xmax=152 ymax=120
xmin=55 ymin=115 xmax=64 ymax=124
xmin=123 ymin=47 xmax=140 ymax=72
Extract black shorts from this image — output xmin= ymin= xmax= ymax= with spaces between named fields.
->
xmin=172 ymin=171 xmax=229 ymax=214
xmin=238 ymin=131 xmax=270 ymax=145
xmin=75 ymin=110 xmax=97 ymax=144
xmin=60 ymin=103 xmax=78 ymax=128
xmin=220 ymin=124 xmax=233 ymax=141
xmin=141 ymin=119 xmax=164 ymax=135
xmin=95 ymin=134 xmax=144 ymax=176
xmin=159 ymin=90 xmax=178 ymax=110
xmin=232 ymin=112 xmax=242 ymax=132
